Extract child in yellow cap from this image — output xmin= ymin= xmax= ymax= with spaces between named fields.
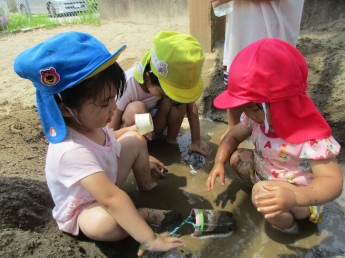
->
xmin=108 ymin=31 xmax=211 ymax=158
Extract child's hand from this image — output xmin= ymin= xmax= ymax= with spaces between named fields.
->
xmin=206 ymin=163 xmax=226 ymax=191
xmin=128 ymin=124 xmax=152 ymax=140
xmin=143 ymin=132 xmax=153 ymax=141
xmin=149 ymin=155 xmax=167 ymax=178
xmin=137 ymin=233 xmax=184 ymax=256
xmin=255 ymin=184 xmax=297 ymax=219
xmin=189 ymin=140 xmax=212 ymax=157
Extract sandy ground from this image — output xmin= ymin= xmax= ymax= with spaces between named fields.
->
xmin=0 ymin=18 xmax=345 ymax=257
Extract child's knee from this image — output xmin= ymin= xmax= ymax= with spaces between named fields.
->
xmin=229 ymin=149 xmax=252 ymax=168
xmin=251 ymin=181 xmax=266 ymax=206
xmin=229 ymin=150 xmax=241 ymax=167
xmin=126 ymin=101 xmax=147 ymax=115
xmin=120 ymin=131 xmax=148 ymax=149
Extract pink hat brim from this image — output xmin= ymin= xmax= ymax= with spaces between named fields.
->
xmin=213 ymin=89 xmax=250 ymax=110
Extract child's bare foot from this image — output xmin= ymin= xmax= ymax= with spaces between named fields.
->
xmin=137 ymin=181 xmax=157 ymax=191
xmin=139 ymin=208 xmax=181 ymax=226
xmin=160 ymin=210 xmax=182 ymax=232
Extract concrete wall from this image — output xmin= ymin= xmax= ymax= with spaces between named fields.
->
xmin=301 ymin=0 xmax=345 ymax=30
xmin=99 ymin=0 xmax=345 ymax=29
xmin=99 ymin=0 xmax=345 ymax=51
xmin=99 ymin=0 xmax=189 ymax=25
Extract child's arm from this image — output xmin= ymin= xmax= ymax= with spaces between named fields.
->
xmin=113 ymin=124 xmax=138 ymax=139
xmin=255 ymin=158 xmax=343 ymax=218
xmin=206 ymin=123 xmax=252 ymax=191
xmin=80 ymin=172 xmax=184 ymax=252
xmin=186 ymin=103 xmax=211 ymax=156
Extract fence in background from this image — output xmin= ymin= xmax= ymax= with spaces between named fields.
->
xmin=0 ymin=0 xmax=99 ymax=34
xmin=1 ymin=0 xmax=97 ymax=17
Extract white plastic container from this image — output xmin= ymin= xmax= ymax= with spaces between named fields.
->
xmin=135 ymin=113 xmax=154 ymax=135
xmin=212 ymin=1 xmax=233 ymax=17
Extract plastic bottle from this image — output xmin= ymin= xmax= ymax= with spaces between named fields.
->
xmin=212 ymin=1 xmax=233 ymax=17
xmin=190 ymin=209 xmax=236 ymax=238
xmin=187 ymin=152 xmax=205 ymax=171
xmin=141 ymin=249 xmax=186 ymax=258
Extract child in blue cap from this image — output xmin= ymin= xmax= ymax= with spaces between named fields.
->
xmin=14 ymin=31 xmax=184 ymax=256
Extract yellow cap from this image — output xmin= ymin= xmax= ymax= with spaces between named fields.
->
xmin=134 ymin=31 xmax=204 ymax=103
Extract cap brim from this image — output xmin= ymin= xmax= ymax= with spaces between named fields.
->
xmin=213 ymin=90 xmax=249 ymax=110
xmin=134 ymin=49 xmax=152 ymax=84
xmin=36 ymin=91 xmax=66 ymax=143
xmin=83 ymin=44 xmax=127 ymax=81
xmin=159 ymin=76 xmax=203 ymax=103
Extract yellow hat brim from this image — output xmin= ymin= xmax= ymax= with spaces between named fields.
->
xmin=159 ymin=75 xmax=203 ymax=103
xmin=134 ymin=49 xmax=152 ymax=84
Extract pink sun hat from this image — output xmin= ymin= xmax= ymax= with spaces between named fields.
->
xmin=213 ymin=38 xmax=331 ymax=143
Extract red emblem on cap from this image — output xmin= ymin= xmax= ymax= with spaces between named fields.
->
xmin=40 ymin=67 xmax=60 ymax=86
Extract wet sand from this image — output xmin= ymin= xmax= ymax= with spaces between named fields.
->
xmin=1 ymin=20 xmax=345 ymax=257
xmin=121 ymin=118 xmax=345 ymax=257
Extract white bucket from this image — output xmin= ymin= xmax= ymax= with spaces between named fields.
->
xmin=134 ymin=113 xmax=154 ymax=135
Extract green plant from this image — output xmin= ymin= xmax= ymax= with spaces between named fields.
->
xmin=1 ymin=10 xmax=100 ymax=35
xmin=79 ymin=11 xmax=100 ymax=25
xmin=0 ymin=7 xmax=9 ymax=31
xmin=87 ymin=0 xmax=98 ymax=11
xmin=6 ymin=13 xmax=58 ymax=32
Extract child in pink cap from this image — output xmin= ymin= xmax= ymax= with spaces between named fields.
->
xmin=206 ymin=38 xmax=343 ymax=234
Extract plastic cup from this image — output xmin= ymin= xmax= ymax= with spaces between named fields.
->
xmin=135 ymin=113 xmax=154 ymax=135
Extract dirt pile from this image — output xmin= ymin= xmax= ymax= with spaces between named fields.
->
xmin=204 ymin=17 xmax=345 ymax=146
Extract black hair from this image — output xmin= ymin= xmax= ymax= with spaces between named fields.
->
xmin=54 ymin=62 xmax=126 ymax=111
xmin=144 ymin=63 xmax=160 ymax=86
xmin=144 ymin=63 xmax=182 ymax=107
xmin=256 ymin=103 xmax=270 ymax=110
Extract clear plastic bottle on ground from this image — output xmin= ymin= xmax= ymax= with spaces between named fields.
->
xmin=212 ymin=1 xmax=233 ymax=17
xmin=142 ymin=249 xmax=201 ymax=258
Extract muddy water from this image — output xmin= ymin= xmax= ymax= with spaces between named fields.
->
xmin=122 ymin=118 xmax=345 ymax=258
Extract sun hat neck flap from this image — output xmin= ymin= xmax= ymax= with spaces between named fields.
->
xmin=14 ymin=31 xmax=126 ymax=143
xmin=271 ymin=94 xmax=331 ymax=143
xmin=213 ymin=38 xmax=331 ymax=143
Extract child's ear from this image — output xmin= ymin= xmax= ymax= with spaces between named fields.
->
xmin=58 ymin=102 xmax=73 ymax=118
xmin=144 ymin=71 xmax=151 ymax=83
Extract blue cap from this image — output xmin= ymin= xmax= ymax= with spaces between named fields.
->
xmin=14 ymin=31 xmax=126 ymax=143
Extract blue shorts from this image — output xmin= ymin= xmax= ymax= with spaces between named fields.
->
xmin=148 ymin=103 xmax=160 ymax=117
